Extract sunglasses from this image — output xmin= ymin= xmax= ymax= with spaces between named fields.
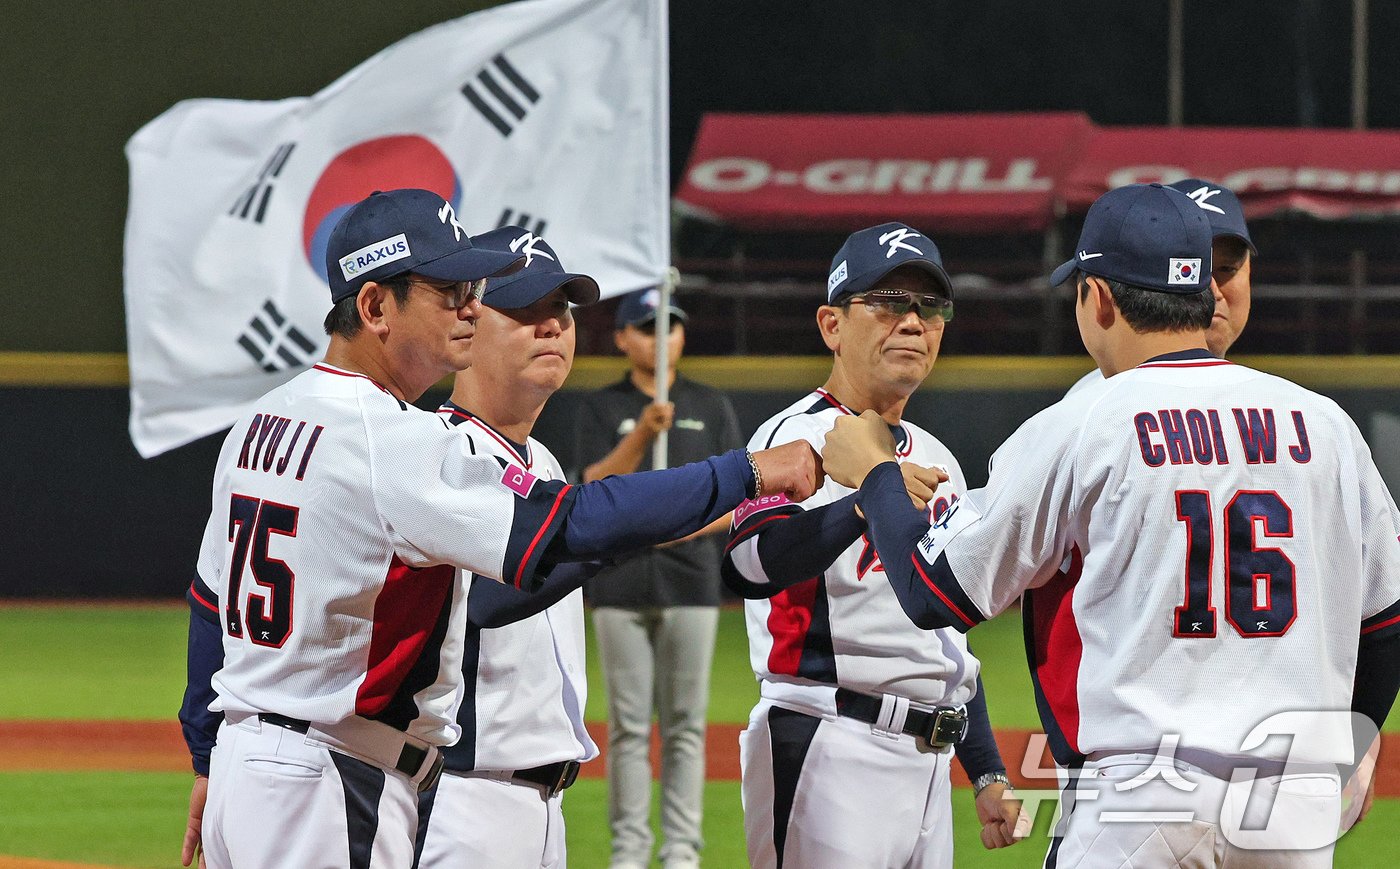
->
xmin=844 ymin=289 xmax=954 ymax=323
xmin=411 ymin=278 xmax=487 ymax=309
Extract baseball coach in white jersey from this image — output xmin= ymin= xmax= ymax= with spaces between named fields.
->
xmin=722 ymin=222 xmax=1026 ymax=868
xmin=412 ymin=226 xmax=602 ymax=868
xmin=177 ymin=189 xmax=821 ymax=868
xmin=824 ymin=184 xmax=1400 ymax=868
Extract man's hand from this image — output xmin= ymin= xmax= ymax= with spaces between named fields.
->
xmin=638 ymin=402 xmax=674 ymax=437
xmin=182 ymin=773 xmax=209 ymax=868
xmin=1341 ymin=734 xmax=1380 ymax=832
xmin=821 ymin=410 xmax=896 ymax=489
xmin=975 ymin=781 xmax=1030 ymax=850
xmin=751 ymin=440 xmax=822 ymax=502
xmin=900 ymin=462 xmax=948 ymax=511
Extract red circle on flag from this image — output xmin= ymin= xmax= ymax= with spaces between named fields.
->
xmin=303 ymin=135 xmax=460 ymax=283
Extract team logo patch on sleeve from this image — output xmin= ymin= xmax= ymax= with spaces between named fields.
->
xmin=734 ymin=493 xmax=793 ymax=524
xmin=916 ymin=498 xmax=980 ymax=562
xmin=500 ymin=463 xmax=538 ymax=498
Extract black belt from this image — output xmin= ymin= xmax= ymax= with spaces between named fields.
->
xmin=259 ymin=713 xmax=445 ymax=792
xmin=833 ymin=689 xmax=968 ymax=749
xmin=511 ymin=760 xmax=581 ymax=797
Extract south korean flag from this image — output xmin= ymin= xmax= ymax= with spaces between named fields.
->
xmin=1169 ymin=257 xmax=1203 ymax=286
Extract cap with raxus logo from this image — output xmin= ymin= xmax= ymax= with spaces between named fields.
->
xmin=324 ymin=188 xmax=525 ymax=303
xmin=1050 ymin=183 xmax=1213 ymax=294
xmin=825 ymin=222 xmax=953 ymax=305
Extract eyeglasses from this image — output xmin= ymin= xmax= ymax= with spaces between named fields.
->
xmin=411 ymin=278 xmax=486 ymax=309
xmin=844 ymin=289 xmax=954 ymax=323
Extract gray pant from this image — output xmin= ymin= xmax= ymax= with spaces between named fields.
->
xmin=593 ymin=605 xmax=719 ymax=866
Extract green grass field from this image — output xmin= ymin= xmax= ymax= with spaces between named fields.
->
xmin=0 ymin=604 xmax=1394 ymax=867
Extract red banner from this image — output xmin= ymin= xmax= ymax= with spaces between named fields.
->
xmin=675 ymin=112 xmax=1094 ymax=233
xmin=1062 ymin=126 xmax=1400 ymax=219
xmin=677 ymin=114 xmax=1400 ymax=232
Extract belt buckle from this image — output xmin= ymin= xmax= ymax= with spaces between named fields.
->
xmin=548 ymin=760 xmax=580 ymax=797
xmin=925 ymin=708 xmax=968 ymax=750
xmin=417 ymin=751 xmax=445 ymax=793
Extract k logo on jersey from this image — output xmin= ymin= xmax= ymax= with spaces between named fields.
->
xmin=878 ymin=227 xmax=924 ymax=259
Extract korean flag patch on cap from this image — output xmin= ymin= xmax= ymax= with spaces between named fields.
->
xmin=1169 ymin=258 xmax=1202 ymax=286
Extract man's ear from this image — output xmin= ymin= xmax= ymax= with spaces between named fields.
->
xmin=357 ymin=282 xmax=392 ymax=337
xmin=1088 ymin=277 xmax=1116 ymax=330
xmin=816 ymin=305 xmax=841 ymax=353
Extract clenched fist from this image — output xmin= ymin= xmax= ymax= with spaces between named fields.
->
xmin=821 ymin=410 xmax=897 ymax=489
xmin=637 ymin=402 xmax=675 ymax=437
xmin=750 ymin=440 xmax=823 ymax=502
xmin=900 ymin=462 xmax=949 ymax=511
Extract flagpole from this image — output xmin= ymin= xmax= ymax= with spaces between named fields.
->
xmin=651 ymin=265 xmax=679 ymax=470
xmin=649 ymin=0 xmax=672 ymax=472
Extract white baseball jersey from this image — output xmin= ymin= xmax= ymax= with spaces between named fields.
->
xmin=906 ymin=351 xmax=1400 ymax=764
xmin=195 ymin=364 xmax=574 ymax=747
xmin=436 ymin=403 xmax=597 ymax=770
xmin=730 ymin=388 xmax=980 ymax=712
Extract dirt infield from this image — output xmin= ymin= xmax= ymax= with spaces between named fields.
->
xmin=1 ymin=720 xmax=1395 ymax=796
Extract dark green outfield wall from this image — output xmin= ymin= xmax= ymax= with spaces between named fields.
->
xmin=2 ymin=0 xmax=500 ymax=353
xmin=3 ymin=376 xmax=1396 ymax=598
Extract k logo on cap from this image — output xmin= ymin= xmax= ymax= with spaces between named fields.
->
xmin=827 ymin=221 xmax=952 ymax=305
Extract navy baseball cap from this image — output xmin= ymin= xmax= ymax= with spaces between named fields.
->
xmin=615 ymin=288 xmax=688 ymax=329
xmin=470 ymin=226 xmax=600 ymax=309
xmin=1050 ymin=183 xmax=1213 ymax=294
xmin=826 ymin=222 xmax=952 ymax=305
xmin=1166 ymin=178 xmax=1257 ymax=255
xmin=325 ymin=189 xmax=525 ymax=303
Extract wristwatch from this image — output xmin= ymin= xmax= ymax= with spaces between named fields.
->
xmin=971 ymin=771 xmax=1011 ymax=795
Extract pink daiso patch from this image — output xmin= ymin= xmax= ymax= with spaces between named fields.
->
xmin=500 ymin=464 xmax=538 ymax=498
xmin=734 ymin=493 xmax=793 ymax=524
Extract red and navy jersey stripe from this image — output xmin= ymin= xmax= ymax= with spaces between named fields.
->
xmin=1362 ymin=598 xmax=1400 ymax=643
xmin=765 ymin=574 xmax=837 ymax=684
xmin=721 ymin=504 xmax=805 ymax=599
xmin=1021 ymin=546 xmax=1086 ymax=767
xmin=355 ymin=558 xmax=456 ymax=730
xmin=904 ymin=551 xmax=987 ymax=631
xmin=187 ymin=578 xmax=220 ymax=625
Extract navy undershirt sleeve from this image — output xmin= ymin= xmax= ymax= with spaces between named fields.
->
xmin=722 ymin=495 xmax=865 ymax=598
xmin=179 ymin=586 xmax=223 ymax=776
xmin=1353 ymin=632 xmax=1400 ymax=736
xmin=553 ymin=449 xmax=752 ymax=560
xmin=858 ymin=462 xmax=960 ymax=630
xmin=955 ymin=675 xmax=1006 ymax=783
xmin=755 ymin=494 xmax=866 ymax=587
xmin=467 ymin=561 xmax=603 ymax=629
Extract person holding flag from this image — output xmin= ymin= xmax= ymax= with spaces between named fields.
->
xmin=576 ymin=290 xmax=744 ymax=869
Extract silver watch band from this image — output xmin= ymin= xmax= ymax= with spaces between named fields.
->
xmin=971 ymin=771 xmax=1010 ymax=795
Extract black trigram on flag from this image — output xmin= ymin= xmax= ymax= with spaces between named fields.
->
xmin=462 ymin=55 xmax=541 ymax=137
xmin=238 ymin=300 xmax=318 ymax=373
xmin=229 ymin=142 xmax=296 ymax=223
xmin=496 ymin=208 xmax=548 ymax=236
